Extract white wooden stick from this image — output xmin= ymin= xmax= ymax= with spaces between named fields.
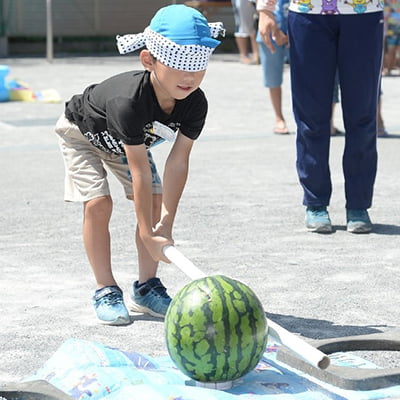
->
xmin=164 ymin=246 xmax=206 ymax=280
xmin=267 ymin=320 xmax=330 ymax=369
xmin=163 ymin=245 xmax=330 ymax=370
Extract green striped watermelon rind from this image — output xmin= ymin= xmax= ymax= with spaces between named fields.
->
xmin=165 ymin=275 xmax=268 ymax=383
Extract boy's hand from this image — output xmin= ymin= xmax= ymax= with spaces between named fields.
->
xmin=152 ymin=222 xmax=174 ymax=263
xmin=142 ymin=233 xmax=174 ymax=263
xmin=153 ymin=222 xmax=172 ymax=241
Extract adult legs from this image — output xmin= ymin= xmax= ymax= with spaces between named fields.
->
xmin=250 ymin=33 xmax=260 ymax=63
xmin=269 ymin=86 xmax=287 ymax=131
xmin=384 ymin=40 xmax=398 ymax=75
xmin=288 ymin=12 xmax=338 ymax=207
xmin=232 ymin=0 xmax=259 ymax=63
xmin=235 ymin=35 xmax=252 ymax=63
xmin=338 ymin=12 xmax=383 ymax=209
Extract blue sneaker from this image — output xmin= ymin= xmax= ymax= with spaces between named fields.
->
xmin=93 ymin=286 xmax=130 ymax=325
xmin=305 ymin=206 xmax=332 ymax=233
xmin=128 ymin=278 xmax=171 ymax=318
xmin=346 ymin=209 xmax=372 ymax=233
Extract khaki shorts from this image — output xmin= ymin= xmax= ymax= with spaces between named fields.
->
xmin=55 ymin=114 xmax=162 ymax=202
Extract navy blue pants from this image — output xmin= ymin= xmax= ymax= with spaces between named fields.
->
xmin=288 ymin=12 xmax=383 ymax=209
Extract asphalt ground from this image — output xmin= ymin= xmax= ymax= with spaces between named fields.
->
xmin=0 ymin=54 xmax=400 ymax=385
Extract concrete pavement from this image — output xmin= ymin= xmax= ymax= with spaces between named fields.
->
xmin=0 ymin=54 xmax=399 ymax=384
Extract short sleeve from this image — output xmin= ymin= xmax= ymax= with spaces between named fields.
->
xmin=178 ymin=89 xmax=208 ymax=140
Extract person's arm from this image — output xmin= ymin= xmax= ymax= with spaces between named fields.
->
xmin=153 ymin=131 xmax=194 ymax=241
xmin=124 ymin=143 xmax=172 ymax=262
xmin=257 ymin=0 xmax=279 ymax=53
xmin=274 ymin=29 xmax=289 ymax=47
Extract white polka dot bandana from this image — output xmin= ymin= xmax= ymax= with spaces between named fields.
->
xmin=116 ymin=5 xmax=225 ymax=72
xmin=117 ymin=24 xmax=224 ymax=72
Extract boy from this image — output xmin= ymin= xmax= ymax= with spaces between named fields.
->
xmin=55 ymin=5 xmax=225 ymax=325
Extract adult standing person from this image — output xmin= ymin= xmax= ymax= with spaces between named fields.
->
xmin=256 ymin=0 xmax=290 ymax=134
xmin=232 ymin=0 xmax=260 ymax=63
xmin=257 ymin=0 xmax=384 ymax=233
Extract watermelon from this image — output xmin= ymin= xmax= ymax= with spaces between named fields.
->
xmin=165 ymin=275 xmax=268 ymax=383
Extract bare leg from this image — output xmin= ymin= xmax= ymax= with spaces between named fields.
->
xmin=377 ymin=97 xmax=388 ymax=136
xmin=269 ymin=86 xmax=288 ymax=133
xmin=330 ymin=103 xmax=336 ymax=135
xmin=385 ymin=46 xmax=397 ymax=75
xmin=136 ymin=193 xmax=162 ymax=283
xmin=130 ymin=193 xmax=170 ymax=316
xmin=83 ymin=195 xmax=117 ymax=289
xmin=377 ymin=98 xmax=383 ymax=130
xmin=235 ymin=36 xmax=252 ymax=64
xmin=250 ymin=33 xmax=260 ymax=64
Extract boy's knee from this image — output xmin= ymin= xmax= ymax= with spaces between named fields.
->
xmin=84 ymin=196 xmax=113 ymax=219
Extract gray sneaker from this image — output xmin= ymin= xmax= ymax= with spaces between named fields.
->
xmin=346 ymin=209 xmax=372 ymax=233
xmin=305 ymin=206 xmax=332 ymax=233
xmin=128 ymin=278 xmax=171 ymax=318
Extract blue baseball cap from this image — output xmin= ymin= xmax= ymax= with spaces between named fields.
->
xmin=149 ymin=5 xmax=221 ymax=48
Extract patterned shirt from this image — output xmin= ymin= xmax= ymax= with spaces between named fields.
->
xmin=257 ymin=0 xmax=383 ymax=14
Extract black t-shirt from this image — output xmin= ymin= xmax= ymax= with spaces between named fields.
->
xmin=65 ymin=70 xmax=208 ymax=154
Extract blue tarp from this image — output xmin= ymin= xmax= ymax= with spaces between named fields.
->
xmin=28 ymin=338 xmax=400 ymax=400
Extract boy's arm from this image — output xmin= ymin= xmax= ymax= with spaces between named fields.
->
xmin=154 ymin=131 xmax=194 ymax=240
xmin=124 ymin=143 xmax=172 ymax=262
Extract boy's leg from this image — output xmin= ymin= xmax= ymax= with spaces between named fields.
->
xmin=105 ymin=151 xmax=172 ymax=317
xmin=338 ymin=12 xmax=383 ymax=210
xmin=84 ymin=196 xmax=131 ymax=324
xmin=56 ymin=114 xmax=130 ymax=325
xmin=130 ymin=192 xmax=171 ymax=318
xmin=135 ymin=193 xmax=162 ymax=283
xmin=83 ymin=195 xmax=116 ymax=288
xmin=105 ymin=151 xmax=163 ymax=283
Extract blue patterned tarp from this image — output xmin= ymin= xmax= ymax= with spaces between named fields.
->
xmin=28 ymin=339 xmax=400 ymax=400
